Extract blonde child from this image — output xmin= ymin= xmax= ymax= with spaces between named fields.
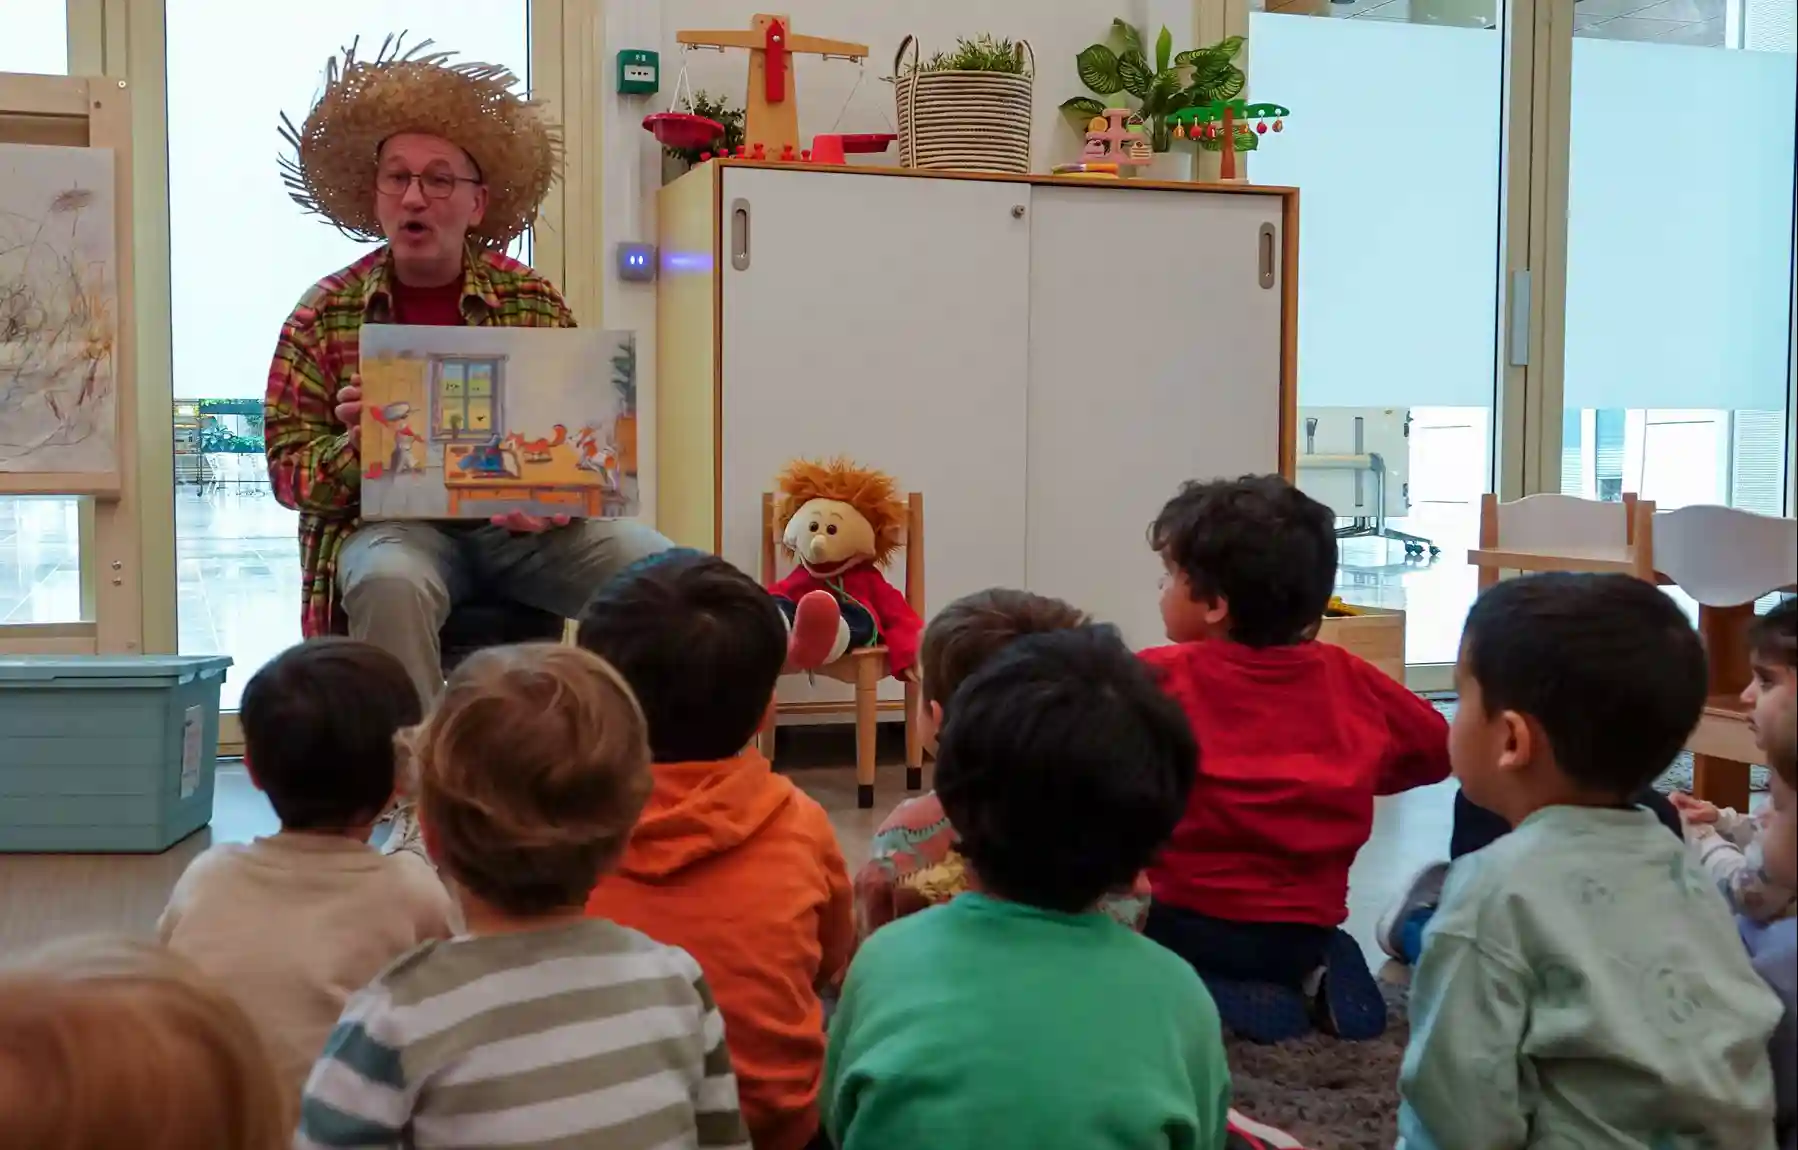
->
xmin=1398 ymin=574 xmax=1778 ymax=1149
xmin=158 ymin=638 xmax=454 ymax=1097
xmin=294 ymin=643 xmax=750 ymax=1149
xmin=0 ymin=935 xmax=290 ymax=1150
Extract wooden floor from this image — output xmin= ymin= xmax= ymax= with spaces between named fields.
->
xmin=0 ymin=757 xmax=1457 ymax=965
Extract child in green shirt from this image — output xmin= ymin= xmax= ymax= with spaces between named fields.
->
xmin=823 ymin=625 xmax=1232 ymax=1150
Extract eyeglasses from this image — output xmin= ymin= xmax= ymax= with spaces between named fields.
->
xmin=375 ymin=170 xmax=482 ymax=199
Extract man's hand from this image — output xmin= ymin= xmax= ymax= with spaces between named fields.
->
xmin=490 ymin=511 xmax=571 ymax=534
xmin=334 ymin=384 xmax=363 ymax=451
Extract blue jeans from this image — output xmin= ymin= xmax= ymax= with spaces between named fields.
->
xmin=338 ymin=518 xmax=671 ymax=700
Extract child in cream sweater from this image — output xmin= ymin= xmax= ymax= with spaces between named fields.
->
xmin=158 ymin=638 xmax=454 ymax=1099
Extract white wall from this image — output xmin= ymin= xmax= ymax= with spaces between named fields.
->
xmin=598 ymin=0 xmax=1189 ymax=527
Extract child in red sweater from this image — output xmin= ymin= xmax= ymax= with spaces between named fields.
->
xmin=1140 ymin=474 xmax=1451 ymax=1043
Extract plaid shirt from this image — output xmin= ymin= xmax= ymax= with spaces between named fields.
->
xmin=264 ymin=246 xmax=575 ymax=639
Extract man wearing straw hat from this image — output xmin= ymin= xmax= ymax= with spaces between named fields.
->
xmin=264 ymin=36 xmax=671 ymax=702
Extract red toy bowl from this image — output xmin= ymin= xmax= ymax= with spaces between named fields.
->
xmin=839 ymin=132 xmax=897 ymax=154
xmin=643 ymin=112 xmax=724 ymax=150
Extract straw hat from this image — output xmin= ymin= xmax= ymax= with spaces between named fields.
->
xmin=278 ymin=34 xmax=561 ymax=249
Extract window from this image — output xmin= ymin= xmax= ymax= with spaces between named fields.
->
xmin=0 ymin=0 xmax=82 ymax=627
xmin=433 ymin=357 xmax=503 ymax=441
xmin=1250 ymin=0 xmax=1508 ymax=668
xmin=163 ymin=0 xmax=533 ymax=708
xmin=1560 ymin=21 xmax=1794 ymax=516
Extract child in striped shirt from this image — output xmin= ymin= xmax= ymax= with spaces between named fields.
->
xmin=295 ymin=643 xmax=750 ymax=1150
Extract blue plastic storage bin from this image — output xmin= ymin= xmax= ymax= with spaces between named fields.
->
xmin=0 ymin=655 xmax=233 ymax=853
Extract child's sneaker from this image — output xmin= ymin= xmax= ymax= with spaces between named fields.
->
xmin=1310 ymin=929 xmax=1386 ymax=1040
xmin=1203 ymin=976 xmax=1312 ymax=1044
xmin=1376 ymin=860 xmax=1450 ymax=962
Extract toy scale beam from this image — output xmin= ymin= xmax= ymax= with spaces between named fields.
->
xmin=677 ymin=13 xmax=869 ymax=155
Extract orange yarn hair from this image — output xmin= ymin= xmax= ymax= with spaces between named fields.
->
xmin=775 ymin=457 xmax=908 ymax=567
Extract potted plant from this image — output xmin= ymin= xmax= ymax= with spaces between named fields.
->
xmin=1062 ymin=23 xmax=1253 ymax=179
xmin=660 ymin=90 xmax=745 ymax=184
xmin=892 ymin=33 xmax=1036 ymax=174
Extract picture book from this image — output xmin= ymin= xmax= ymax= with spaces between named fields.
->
xmin=357 ymin=325 xmax=639 ymax=521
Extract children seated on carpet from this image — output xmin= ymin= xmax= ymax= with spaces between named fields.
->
xmin=1738 ymin=597 xmax=1796 ymax=1150
xmin=0 ymin=935 xmax=291 ymax=1150
xmin=1397 ymin=573 xmax=1779 ymax=1150
xmin=156 ymin=637 xmax=454 ymax=1098
xmin=294 ymin=643 xmax=750 ymax=1150
xmin=1139 ymin=474 xmax=1452 ymax=1043
xmin=823 ymin=625 xmax=1231 ymax=1150
xmin=578 ymin=549 xmax=854 ymax=1150
xmin=855 ymin=587 xmax=1153 ymax=937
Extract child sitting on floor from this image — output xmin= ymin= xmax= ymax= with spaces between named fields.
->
xmin=823 ymin=626 xmax=1230 ymax=1150
xmin=0 ymin=935 xmax=291 ymax=1150
xmin=579 ymin=549 xmax=854 ymax=1150
xmin=157 ymin=637 xmax=454 ymax=1099
xmin=1671 ymin=604 xmax=1798 ymax=930
xmin=1140 ymin=474 xmax=1452 ymax=1042
xmin=1739 ymin=597 xmax=1796 ymax=1149
xmin=1398 ymin=573 xmax=1779 ymax=1149
xmin=295 ymin=643 xmax=749 ymax=1149
xmin=855 ymin=587 xmax=1153 ymax=937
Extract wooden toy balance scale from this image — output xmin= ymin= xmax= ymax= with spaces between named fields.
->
xmin=644 ymin=13 xmax=896 ymax=164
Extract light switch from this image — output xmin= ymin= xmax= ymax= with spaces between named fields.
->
xmin=616 ymin=242 xmax=657 ymax=283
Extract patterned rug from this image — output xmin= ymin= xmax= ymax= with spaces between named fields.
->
xmin=1225 ymin=982 xmax=1410 ymax=1150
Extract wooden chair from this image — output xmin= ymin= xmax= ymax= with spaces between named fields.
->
xmin=1469 ymin=492 xmax=1656 ymax=590
xmin=1650 ymin=504 xmax=1798 ymax=811
xmin=759 ymin=491 xmax=926 ymax=810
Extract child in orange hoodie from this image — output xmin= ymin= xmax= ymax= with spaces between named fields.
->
xmin=580 ymin=549 xmax=855 ymax=1150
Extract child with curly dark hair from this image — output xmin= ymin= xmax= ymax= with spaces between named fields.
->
xmin=1141 ymin=474 xmax=1452 ymax=1043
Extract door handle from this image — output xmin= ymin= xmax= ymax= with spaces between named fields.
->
xmin=730 ymin=198 xmax=751 ymax=271
xmin=1258 ymin=222 xmax=1277 ymax=289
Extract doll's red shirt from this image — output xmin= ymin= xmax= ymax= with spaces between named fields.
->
xmin=1140 ymin=638 xmax=1451 ymax=927
xmin=769 ymin=563 xmax=921 ymax=675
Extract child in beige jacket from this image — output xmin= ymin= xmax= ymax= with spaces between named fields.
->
xmin=158 ymin=638 xmax=453 ymax=1099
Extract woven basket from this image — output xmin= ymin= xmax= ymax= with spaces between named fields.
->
xmin=893 ymin=36 xmax=1035 ymax=174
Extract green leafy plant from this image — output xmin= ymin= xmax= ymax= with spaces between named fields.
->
xmin=905 ymin=34 xmax=1031 ymax=75
xmin=663 ymin=90 xmax=745 ymax=166
xmin=1061 ymin=23 xmax=1253 ymax=154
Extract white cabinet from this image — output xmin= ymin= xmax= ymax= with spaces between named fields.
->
xmin=1025 ymin=185 xmax=1286 ymax=647
xmin=658 ymin=162 xmax=1296 ymax=684
xmin=715 ymin=166 xmax=1033 ymax=614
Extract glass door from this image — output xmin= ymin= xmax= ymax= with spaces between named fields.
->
xmin=1248 ymin=0 xmax=1513 ymax=679
xmin=0 ymin=4 xmax=87 ymax=639
xmin=156 ymin=1 xmax=538 ymax=732
xmin=1558 ymin=11 xmax=1795 ymax=518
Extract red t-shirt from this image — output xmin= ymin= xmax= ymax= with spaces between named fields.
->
xmin=1140 ymin=639 xmax=1451 ymax=928
xmin=389 ymin=277 xmax=465 ymax=326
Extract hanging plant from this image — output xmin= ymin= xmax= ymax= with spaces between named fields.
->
xmin=1061 ymin=23 xmax=1256 ymax=156
xmin=662 ymin=90 xmax=745 ymax=165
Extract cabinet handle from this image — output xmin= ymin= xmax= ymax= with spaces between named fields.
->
xmin=1258 ymin=222 xmax=1277 ymax=289
xmin=730 ymin=198 xmax=751 ymax=271
xmin=1011 ymin=204 xmax=1026 ymax=219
